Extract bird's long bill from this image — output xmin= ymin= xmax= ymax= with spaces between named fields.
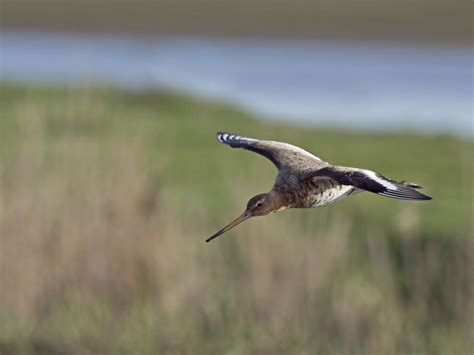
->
xmin=205 ymin=211 xmax=251 ymax=243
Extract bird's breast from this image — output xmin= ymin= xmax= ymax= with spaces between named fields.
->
xmin=285 ymin=178 xmax=354 ymax=208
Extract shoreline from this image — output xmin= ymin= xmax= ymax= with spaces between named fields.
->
xmin=2 ymin=0 xmax=472 ymax=46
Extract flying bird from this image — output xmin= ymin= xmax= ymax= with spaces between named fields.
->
xmin=206 ymin=132 xmax=432 ymax=242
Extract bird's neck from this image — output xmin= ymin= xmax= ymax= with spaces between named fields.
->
xmin=268 ymin=191 xmax=289 ymax=214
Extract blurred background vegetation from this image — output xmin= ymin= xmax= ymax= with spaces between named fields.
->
xmin=2 ymin=0 xmax=473 ymax=44
xmin=0 ymin=1 xmax=473 ymax=354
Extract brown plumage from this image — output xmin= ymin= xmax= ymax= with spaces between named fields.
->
xmin=206 ymin=132 xmax=432 ymax=243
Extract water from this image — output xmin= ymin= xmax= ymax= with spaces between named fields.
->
xmin=1 ymin=31 xmax=472 ymax=136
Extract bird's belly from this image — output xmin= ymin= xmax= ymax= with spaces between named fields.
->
xmin=300 ymin=183 xmax=356 ymax=208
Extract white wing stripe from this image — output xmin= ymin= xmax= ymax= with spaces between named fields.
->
xmin=363 ymin=170 xmax=397 ymax=190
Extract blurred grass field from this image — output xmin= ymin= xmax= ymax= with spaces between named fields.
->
xmin=0 ymin=82 xmax=472 ymax=354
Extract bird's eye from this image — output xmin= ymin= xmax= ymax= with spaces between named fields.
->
xmin=256 ymin=202 xmax=262 ymax=208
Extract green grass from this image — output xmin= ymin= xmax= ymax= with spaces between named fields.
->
xmin=0 ymin=82 xmax=472 ymax=354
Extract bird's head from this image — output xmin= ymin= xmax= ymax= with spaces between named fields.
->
xmin=205 ymin=193 xmax=286 ymax=243
xmin=245 ymin=193 xmax=276 ymax=216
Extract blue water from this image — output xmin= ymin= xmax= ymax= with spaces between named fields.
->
xmin=1 ymin=32 xmax=472 ymax=136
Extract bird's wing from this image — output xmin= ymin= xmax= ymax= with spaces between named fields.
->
xmin=216 ymin=132 xmax=325 ymax=170
xmin=303 ymin=166 xmax=432 ymax=201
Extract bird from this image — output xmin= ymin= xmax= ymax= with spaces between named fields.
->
xmin=206 ymin=132 xmax=432 ymax=243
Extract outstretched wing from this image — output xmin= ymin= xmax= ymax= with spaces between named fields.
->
xmin=303 ymin=166 xmax=432 ymax=201
xmin=216 ymin=132 xmax=325 ymax=171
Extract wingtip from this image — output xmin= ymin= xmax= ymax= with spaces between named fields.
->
xmin=216 ymin=132 xmax=243 ymax=145
xmin=410 ymin=191 xmax=433 ymax=201
xmin=413 ymin=189 xmax=433 ymax=201
xmin=379 ymin=184 xmax=433 ymax=201
xmin=216 ymin=132 xmax=230 ymax=143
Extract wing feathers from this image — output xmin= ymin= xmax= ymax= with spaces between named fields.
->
xmin=217 ymin=132 xmax=281 ymax=167
xmin=306 ymin=166 xmax=432 ymax=201
xmin=217 ymin=132 xmax=257 ymax=147
xmin=216 ymin=132 xmax=323 ymax=170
